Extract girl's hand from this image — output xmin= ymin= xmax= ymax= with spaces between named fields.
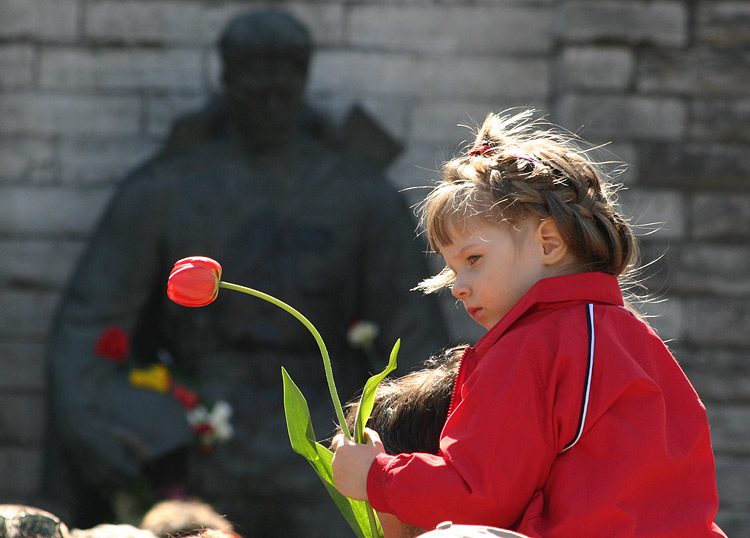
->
xmin=331 ymin=427 xmax=385 ymax=501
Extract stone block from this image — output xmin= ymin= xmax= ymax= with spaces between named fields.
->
xmin=348 ymin=5 xmax=554 ymax=54
xmin=0 ymin=447 xmax=42 ymax=497
xmin=633 ymin=296 xmax=684 ymax=343
xmin=603 ymin=142 xmax=639 ymax=186
xmin=683 ymin=361 xmax=750 ymax=405
xmin=640 ymin=242 xmax=750 ymax=296
xmin=0 ymin=239 xmax=84 ymax=289
xmin=687 ymin=297 xmax=750 ymax=348
xmin=85 ymin=1 xmax=216 ymax=45
xmin=670 ymin=343 xmax=749 ymax=372
xmin=58 ymin=139 xmax=158 ymax=184
xmin=204 ymin=50 xmax=222 ymax=95
xmin=310 ymin=51 xmax=549 ymax=100
xmin=39 ymin=48 xmax=203 ymax=92
xmin=0 ymin=139 xmax=57 ymax=183
xmin=560 ymin=1 xmax=687 ymax=47
xmin=618 ymin=188 xmax=685 ymax=240
xmin=309 ymin=51 xmax=391 ymax=95
xmin=697 ymin=2 xmax=750 ymax=48
xmin=0 ymin=0 xmax=78 ymax=41
xmin=559 ymin=46 xmax=634 ymax=91
xmin=639 ymin=141 xmax=750 ymax=190
xmin=638 ymin=48 xmax=750 ymax=98
xmin=0 ymin=341 xmax=46 ymax=391
xmin=691 ymin=99 xmax=750 ymax=143
xmin=216 ymin=3 xmax=345 ymax=48
xmin=556 ymin=95 xmax=687 ymax=142
xmin=144 ymin=94 xmax=208 ymax=139
xmin=345 ymin=98 xmax=409 ymax=145
xmin=715 ymin=512 xmax=750 ymax=538
xmin=708 ymin=406 xmax=750 ymax=455
xmin=0 ymin=185 xmax=111 ymax=236
xmin=305 ymin=93 xmax=359 ymax=131
xmin=409 ymin=100 xmax=510 ymax=145
xmin=715 ymin=456 xmax=750 ymax=532
xmin=386 ymin=141 xmax=448 ymax=199
xmin=0 ymin=45 xmax=36 ymax=88
xmin=0 ymin=395 xmax=45 ymax=443
xmin=0 ymin=93 xmax=141 ymax=137
xmin=700 ymin=376 xmax=750 ymax=407
xmin=633 ymin=240 xmax=679 ymax=295
xmin=86 ymin=2 xmax=343 ymax=47
xmin=691 ymin=193 xmax=750 ymax=241
xmin=0 ymin=289 xmax=58 ymax=337
xmin=283 ymin=3 xmax=346 ymax=46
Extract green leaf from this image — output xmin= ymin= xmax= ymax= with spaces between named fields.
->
xmin=354 ymin=340 xmax=401 ymax=444
xmin=282 ymin=367 xmax=378 ymax=538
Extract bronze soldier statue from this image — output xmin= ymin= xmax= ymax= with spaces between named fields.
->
xmin=43 ymin=9 xmax=447 ymax=537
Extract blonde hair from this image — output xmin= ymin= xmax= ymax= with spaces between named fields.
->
xmin=140 ymin=500 xmax=233 ymax=538
xmin=417 ymin=109 xmax=639 ymax=293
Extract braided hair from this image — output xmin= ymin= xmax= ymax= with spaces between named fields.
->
xmin=417 ymin=109 xmax=639 ymax=294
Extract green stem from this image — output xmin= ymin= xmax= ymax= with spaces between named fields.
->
xmin=218 ymin=281 xmax=380 ymax=537
xmin=218 ymin=281 xmax=352 ymax=440
xmin=366 ymin=505 xmax=380 ymax=538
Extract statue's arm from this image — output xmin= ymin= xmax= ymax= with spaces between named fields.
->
xmin=47 ymin=169 xmax=192 ymax=490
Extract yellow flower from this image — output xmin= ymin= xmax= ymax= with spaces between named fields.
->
xmin=129 ymin=364 xmax=172 ymax=393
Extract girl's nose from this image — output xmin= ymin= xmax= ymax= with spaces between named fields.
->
xmin=451 ymin=279 xmax=471 ymax=300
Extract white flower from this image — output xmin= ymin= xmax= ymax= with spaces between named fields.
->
xmin=186 ymin=404 xmax=210 ymax=427
xmin=209 ymin=400 xmax=234 ymax=443
xmin=346 ymin=320 xmax=380 ymax=349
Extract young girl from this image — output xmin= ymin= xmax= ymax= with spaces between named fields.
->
xmin=331 ymin=110 xmax=727 ymax=537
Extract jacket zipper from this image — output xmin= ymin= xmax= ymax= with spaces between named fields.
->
xmin=447 ymin=347 xmax=471 ymax=417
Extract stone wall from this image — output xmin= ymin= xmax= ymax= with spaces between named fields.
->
xmin=1 ymin=0 xmax=747 ymax=534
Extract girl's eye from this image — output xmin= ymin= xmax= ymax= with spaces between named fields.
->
xmin=468 ymin=255 xmax=481 ymax=265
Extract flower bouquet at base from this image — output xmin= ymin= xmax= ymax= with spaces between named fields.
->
xmin=167 ymin=256 xmax=399 ymax=538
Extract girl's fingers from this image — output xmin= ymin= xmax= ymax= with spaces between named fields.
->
xmin=330 ymin=433 xmax=346 ymax=452
xmin=363 ymin=427 xmax=384 ymax=449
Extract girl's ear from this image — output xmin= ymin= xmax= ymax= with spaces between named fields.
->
xmin=535 ymin=218 xmax=569 ymax=266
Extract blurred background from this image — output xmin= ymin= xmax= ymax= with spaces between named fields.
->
xmin=0 ymin=0 xmax=748 ymax=535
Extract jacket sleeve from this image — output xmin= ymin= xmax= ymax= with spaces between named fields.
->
xmin=366 ymin=318 xmax=590 ymax=530
xmin=47 ymin=166 xmax=193 ymax=490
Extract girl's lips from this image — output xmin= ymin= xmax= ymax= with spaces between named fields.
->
xmin=466 ymin=307 xmax=482 ymax=319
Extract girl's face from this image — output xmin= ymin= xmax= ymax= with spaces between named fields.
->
xmin=440 ymin=220 xmax=551 ymax=330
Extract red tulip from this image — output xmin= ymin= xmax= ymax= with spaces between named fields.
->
xmin=167 ymin=256 xmax=222 ymax=307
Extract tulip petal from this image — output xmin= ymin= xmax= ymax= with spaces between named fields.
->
xmin=167 ymin=256 xmax=222 ymax=307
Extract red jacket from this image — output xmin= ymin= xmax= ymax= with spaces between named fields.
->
xmin=367 ymin=272 xmax=726 ymax=537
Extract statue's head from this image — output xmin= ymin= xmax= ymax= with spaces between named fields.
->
xmin=218 ymin=9 xmax=312 ymax=147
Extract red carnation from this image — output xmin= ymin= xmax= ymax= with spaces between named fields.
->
xmin=193 ymin=423 xmax=213 ymax=436
xmin=95 ymin=325 xmax=131 ymax=363
xmin=172 ymin=384 xmax=201 ymax=410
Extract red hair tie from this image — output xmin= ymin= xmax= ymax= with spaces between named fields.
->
xmin=468 ymin=140 xmax=494 ymax=157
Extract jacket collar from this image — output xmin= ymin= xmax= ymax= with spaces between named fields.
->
xmin=473 ymin=272 xmax=623 ymax=356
